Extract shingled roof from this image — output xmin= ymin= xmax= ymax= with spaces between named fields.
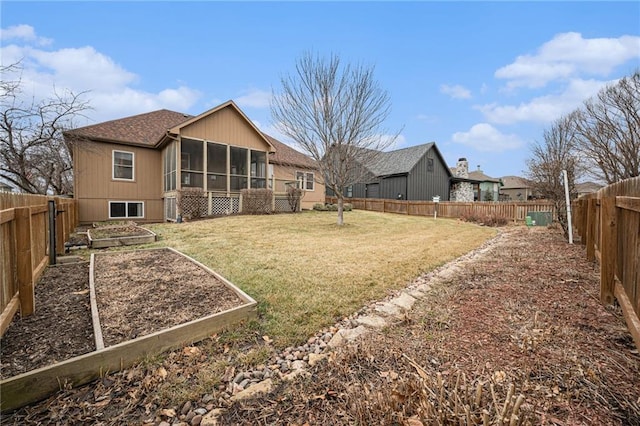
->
xmin=65 ymin=109 xmax=191 ymax=147
xmin=366 ymin=143 xmax=435 ymax=177
xmin=263 ymin=134 xmax=318 ymax=169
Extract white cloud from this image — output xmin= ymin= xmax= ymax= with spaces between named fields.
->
xmin=440 ymin=84 xmax=471 ymax=99
xmin=0 ymin=32 xmax=202 ymax=123
xmin=236 ymin=88 xmax=271 ymax=108
xmin=452 ymin=123 xmax=523 ymax=152
xmin=476 ymin=78 xmax=614 ymax=124
xmin=496 ymin=32 xmax=640 ymax=89
xmin=0 ymin=24 xmax=52 ymax=46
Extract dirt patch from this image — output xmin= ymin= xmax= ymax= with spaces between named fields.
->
xmin=88 ymin=224 xmax=151 ymax=240
xmin=94 ymin=249 xmax=244 ymax=347
xmin=1 ymin=249 xmax=245 ymax=381
xmin=0 ymin=263 xmax=94 ymax=379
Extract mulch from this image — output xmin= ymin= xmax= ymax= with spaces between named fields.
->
xmin=0 ymin=263 xmax=94 ymax=379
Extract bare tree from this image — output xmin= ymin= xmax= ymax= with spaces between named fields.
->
xmin=0 ymin=62 xmax=90 ymax=194
xmin=271 ymin=52 xmax=398 ymax=225
xmin=574 ymin=70 xmax=640 ymax=184
xmin=526 ymin=113 xmax=582 ymax=239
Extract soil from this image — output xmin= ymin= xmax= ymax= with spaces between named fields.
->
xmin=0 ymin=263 xmax=94 ymax=379
xmin=0 ymin=249 xmax=245 ymax=380
xmin=3 ymin=226 xmax=640 ymax=425
xmin=88 ymin=224 xmax=152 ymax=240
xmin=93 ymin=249 xmax=244 ymax=346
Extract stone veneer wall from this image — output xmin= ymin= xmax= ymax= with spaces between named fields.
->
xmin=451 ymin=158 xmax=475 ymax=202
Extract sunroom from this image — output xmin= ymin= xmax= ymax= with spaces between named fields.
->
xmin=162 ymin=137 xmax=270 ymax=220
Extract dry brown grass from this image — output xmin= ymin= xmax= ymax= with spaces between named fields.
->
xmin=146 ymin=210 xmax=495 ymax=346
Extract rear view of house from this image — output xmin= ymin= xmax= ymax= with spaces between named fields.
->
xmin=65 ymin=101 xmax=324 ymax=223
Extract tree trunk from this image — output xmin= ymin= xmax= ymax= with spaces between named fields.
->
xmin=336 ymin=196 xmax=344 ymax=226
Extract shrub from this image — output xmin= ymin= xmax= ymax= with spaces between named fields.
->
xmin=313 ymin=203 xmax=328 ymax=211
xmin=459 ymin=210 xmax=508 ymax=227
xmin=241 ymin=188 xmax=273 ymax=215
xmin=286 ymin=187 xmax=303 ymax=212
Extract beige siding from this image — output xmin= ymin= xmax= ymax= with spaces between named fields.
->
xmin=272 ymin=164 xmax=325 ymax=209
xmin=180 ymin=106 xmax=271 ymax=151
xmin=74 ymin=141 xmax=163 ymax=223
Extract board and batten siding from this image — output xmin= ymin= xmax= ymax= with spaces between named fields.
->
xmin=407 ymin=147 xmax=450 ymax=201
xmin=380 ymin=175 xmax=407 ymax=200
xmin=179 ymin=106 xmax=270 ymax=151
xmin=74 ymin=141 xmax=163 ymax=223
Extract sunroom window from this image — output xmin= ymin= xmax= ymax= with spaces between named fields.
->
xmin=163 ymin=142 xmax=177 ymax=191
xmin=181 ymin=138 xmax=204 ymax=188
xmin=207 ymin=142 xmax=227 ymax=191
xmin=250 ymin=150 xmax=266 ymax=189
xmin=230 ymin=146 xmax=248 ymax=191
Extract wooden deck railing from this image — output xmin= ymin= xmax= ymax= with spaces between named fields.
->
xmin=573 ymin=176 xmax=640 ymax=350
xmin=0 ymin=193 xmax=78 ymax=336
xmin=325 ymin=197 xmax=555 ymax=223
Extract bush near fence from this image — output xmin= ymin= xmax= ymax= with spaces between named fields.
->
xmin=0 ymin=193 xmax=78 ymax=337
xmin=573 ymin=176 xmax=640 ymax=350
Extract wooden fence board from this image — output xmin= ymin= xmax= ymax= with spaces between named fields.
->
xmin=0 ymin=196 xmax=78 ymax=337
xmin=573 ymin=177 xmax=640 ymax=350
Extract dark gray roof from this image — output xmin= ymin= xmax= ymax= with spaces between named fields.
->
xmin=366 ymin=143 xmax=434 ymax=176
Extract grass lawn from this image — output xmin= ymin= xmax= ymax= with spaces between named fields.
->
xmin=145 ymin=210 xmax=496 ymax=346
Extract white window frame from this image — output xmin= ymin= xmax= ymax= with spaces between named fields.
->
xmin=295 ymin=171 xmax=315 ymax=191
xmin=108 ymin=201 xmax=144 ymax=219
xmin=112 ymin=150 xmax=135 ymax=181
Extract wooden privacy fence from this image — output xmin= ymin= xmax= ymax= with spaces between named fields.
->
xmin=325 ymin=197 xmax=555 ymax=223
xmin=0 ymin=193 xmax=78 ymax=336
xmin=573 ymin=176 xmax=640 ymax=350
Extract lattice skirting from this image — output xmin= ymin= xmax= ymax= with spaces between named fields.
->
xmin=274 ymin=197 xmax=292 ymax=213
xmin=211 ymin=197 xmax=240 ymax=215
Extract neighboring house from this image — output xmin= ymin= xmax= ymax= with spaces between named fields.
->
xmin=0 ymin=182 xmax=13 ymax=192
xmin=469 ymin=167 xmax=502 ymax=201
xmin=65 ymin=100 xmax=324 ymax=223
xmin=341 ymin=142 xmax=451 ymax=201
xmin=500 ymin=176 xmax=534 ymax=201
xmin=575 ymin=181 xmax=603 ymax=198
xmin=449 ymin=159 xmax=502 ymax=202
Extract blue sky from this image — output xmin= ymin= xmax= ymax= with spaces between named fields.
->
xmin=2 ymin=1 xmax=639 ymax=178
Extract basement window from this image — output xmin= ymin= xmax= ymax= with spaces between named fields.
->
xmin=109 ymin=201 xmax=144 ymax=219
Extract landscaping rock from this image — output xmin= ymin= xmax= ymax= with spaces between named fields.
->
xmin=230 ymin=379 xmax=273 ymax=402
xmin=390 ymin=293 xmax=416 ymax=310
xmin=356 ymin=315 xmax=388 ymax=329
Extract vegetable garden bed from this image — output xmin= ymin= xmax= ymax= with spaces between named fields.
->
xmin=0 ymin=248 xmax=256 ymax=412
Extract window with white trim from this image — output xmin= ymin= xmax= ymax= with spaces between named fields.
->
xmin=109 ymin=201 xmax=144 ymax=219
xmin=113 ymin=150 xmax=134 ymax=180
xmin=295 ymin=171 xmax=315 ymax=191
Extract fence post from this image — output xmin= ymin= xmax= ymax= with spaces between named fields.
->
xmin=55 ymin=200 xmax=65 ymax=255
xmin=599 ymin=196 xmax=617 ymax=305
xmin=15 ymin=207 xmax=34 ymax=316
xmin=586 ymin=198 xmax=596 ymax=261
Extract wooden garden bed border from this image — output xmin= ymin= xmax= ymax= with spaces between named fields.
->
xmin=87 ymin=225 xmax=157 ymax=248
xmin=0 ymin=247 xmax=257 ymax=412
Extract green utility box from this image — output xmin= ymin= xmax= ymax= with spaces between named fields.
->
xmin=527 ymin=211 xmax=552 ymax=226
